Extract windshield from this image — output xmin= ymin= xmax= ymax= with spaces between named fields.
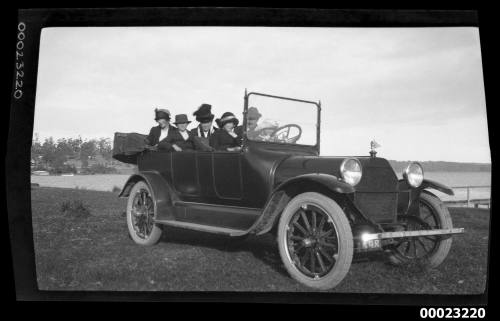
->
xmin=246 ymin=93 xmax=319 ymax=146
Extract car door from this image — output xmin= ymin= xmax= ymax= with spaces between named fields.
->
xmin=212 ymin=151 xmax=243 ymax=201
xmin=171 ymin=151 xmax=200 ymax=197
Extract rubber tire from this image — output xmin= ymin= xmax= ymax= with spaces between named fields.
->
xmin=126 ymin=181 xmax=162 ymax=246
xmin=277 ymin=192 xmax=353 ymax=290
xmin=388 ymin=192 xmax=453 ymax=268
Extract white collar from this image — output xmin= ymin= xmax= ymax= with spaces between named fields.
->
xmin=198 ymin=126 xmax=214 ymax=136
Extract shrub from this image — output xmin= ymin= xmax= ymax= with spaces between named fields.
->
xmin=51 ymin=164 xmax=78 ymax=175
xmin=60 ymin=200 xmax=91 ymax=218
xmin=112 ymin=186 xmax=121 ymax=193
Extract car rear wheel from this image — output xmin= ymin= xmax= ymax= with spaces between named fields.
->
xmin=387 ymin=192 xmax=453 ymax=267
xmin=126 ymin=181 xmax=162 ymax=245
xmin=277 ymin=192 xmax=353 ymax=290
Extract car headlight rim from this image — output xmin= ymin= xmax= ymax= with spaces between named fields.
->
xmin=340 ymin=157 xmax=363 ymax=186
xmin=403 ymin=162 xmax=424 ymax=188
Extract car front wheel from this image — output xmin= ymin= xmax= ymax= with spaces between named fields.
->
xmin=387 ymin=192 xmax=453 ymax=267
xmin=126 ymin=181 xmax=162 ymax=245
xmin=277 ymin=192 xmax=353 ymax=290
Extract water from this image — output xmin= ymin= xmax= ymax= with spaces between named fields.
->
xmin=31 ymin=171 xmax=491 ymax=201
xmin=423 ymin=171 xmax=491 ymax=202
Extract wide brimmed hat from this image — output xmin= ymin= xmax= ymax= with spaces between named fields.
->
xmin=216 ymin=112 xmax=239 ymax=128
xmin=247 ymin=107 xmax=262 ymax=120
xmin=173 ymin=114 xmax=192 ymax=125
xmin=193 ymin=103 xmax=215 ymax=123
xmin=154 ymin=108 xmax=171 ymax=121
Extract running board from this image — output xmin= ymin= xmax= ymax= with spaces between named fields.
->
xmin=362 ymin=228 xmax=464 ymax=241
xmin=154 ymin=219 xmax=247 ymax=237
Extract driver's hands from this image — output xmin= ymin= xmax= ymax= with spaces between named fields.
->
xmin=172 ymin=144 xmax=182 ymax=152
xmin=145 ymin=144 xmax=158 ymax=151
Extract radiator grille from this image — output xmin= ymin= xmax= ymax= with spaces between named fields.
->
xmin=352 ymin=160 xmax=399 ymax=222
xmin=354 ymin=192 xmax=398 ymax=222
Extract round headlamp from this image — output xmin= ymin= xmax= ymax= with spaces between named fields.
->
xmin=403 ymin=162 xmax=424 ymax=188
xmin=340 ymin=158 xmax=362 ymax=186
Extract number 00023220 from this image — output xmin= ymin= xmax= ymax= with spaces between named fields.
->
xmin=419 ymin=308 xmax=485 ymax=319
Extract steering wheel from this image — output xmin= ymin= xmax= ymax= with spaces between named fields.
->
xmin=270 ymin=124 xmax=302 ymax=144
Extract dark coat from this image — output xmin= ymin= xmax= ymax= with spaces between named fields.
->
xmin=145 ymin=125 xmax=179 ymax=151
xmin=209 ymin=129 xmax=243 ymax=151
xmin=165 ymin=129 xmax=211 ymax=151
xmin=190 ymin=125 xmax=218 ymax=138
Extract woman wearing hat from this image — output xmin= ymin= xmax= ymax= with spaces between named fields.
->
xmin=190 ymin=103 xmax=218 ymax=149
xmin=209 ymin=112 xmax=243 ymax=152
xmin=145 ymin=108 xmax=181 ymax=152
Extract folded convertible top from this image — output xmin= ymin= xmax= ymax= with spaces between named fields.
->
xmin=112 ymin=132 xmax=148 ymax=164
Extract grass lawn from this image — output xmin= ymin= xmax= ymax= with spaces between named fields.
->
xmin=31 ymin=187 xmax=489 ymax=293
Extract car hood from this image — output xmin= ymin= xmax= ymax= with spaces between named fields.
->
xmin=274 ymin=155 xmax=399 ymax=192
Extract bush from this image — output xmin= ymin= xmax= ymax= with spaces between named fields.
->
xmin=60 ymin=200 xmax=91 ymax=218
xmin=111 ymin=186 xmax=121 ymax=193
xmin=52 ymin=164 xmax=78 ymax=175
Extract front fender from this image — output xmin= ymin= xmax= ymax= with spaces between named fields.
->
xmin=118 ymin=171 xmax=178 ymax=220
xmin=248 ymin=174 xmax=354 ymax=235
xmin=273 ymin=173 xmax=355 ymax=195
xmin=421 ymin=179 xmax=454 ymax=196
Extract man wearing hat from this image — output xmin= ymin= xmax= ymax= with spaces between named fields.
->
xmin=246 ymin=106 xmax=262 ymax=140
xmin=166 ymin=114 xmax=211 ymax=151
xmin=210 ymin=112 xmax=243 ymax=151
xmin=235 ymin=106 xmax=262 ymax=140
xmin=190 ymin=104 xmax=218 ymax=148
xmin=145 ymin=108 xmax=182 ymax=152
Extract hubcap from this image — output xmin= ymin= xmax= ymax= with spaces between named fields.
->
xmin=286 ymin=204 xmax=339 ymax=279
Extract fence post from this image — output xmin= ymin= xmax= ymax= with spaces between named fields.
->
xmin=466 ymin=187 xmax=470 ymax=207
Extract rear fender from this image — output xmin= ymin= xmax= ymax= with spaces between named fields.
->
xmin=119 ymin=171 xmax=178 ymax=220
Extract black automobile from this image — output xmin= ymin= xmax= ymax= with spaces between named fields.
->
xmin=113 ymin=91 xmax=463 ymax=290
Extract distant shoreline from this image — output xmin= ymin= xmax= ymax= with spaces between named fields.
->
xmin=388 ymin=160 xmax=491 ymax=173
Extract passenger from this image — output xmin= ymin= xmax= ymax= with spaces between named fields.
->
xmin=254 ymin=119 xmax=279 ymax=142
xmin=210 ymin=112 xmax=243 ymax=152
xmin=145 ymin=108 xmax=181 ymax=152
xmin=190 ymin=103 xmax=218 ymax=150
xmin=167 ymin=114 xmax=195 ymax=151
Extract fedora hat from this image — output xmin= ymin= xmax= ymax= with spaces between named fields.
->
xmin=247 ymin=107 xmax=262 ymax=120
xmin=154 ymin=108 xmax=171 ymax=121
xmin=193 ymin=103 xmax=215 ymax=123
xmin=173 ymin=114 xmax=192 ymax=125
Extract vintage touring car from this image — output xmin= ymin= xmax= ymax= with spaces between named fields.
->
xmin=113 ymin=91 xmax=464 ymax=290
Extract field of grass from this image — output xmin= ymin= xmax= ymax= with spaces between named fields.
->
xmin=31 ymin=187 xmax=489 ymax=293
xmin=31 ymin=174 xmax=130 ymax=192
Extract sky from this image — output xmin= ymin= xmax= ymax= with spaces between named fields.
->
xmin=33 ymin=27 xmax=490 ymax=163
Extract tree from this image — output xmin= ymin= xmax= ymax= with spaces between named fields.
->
xmin=80 ymin=140 xmax=97 ymax=168
xmin=97 ymin=137 xmax=113 ymax=161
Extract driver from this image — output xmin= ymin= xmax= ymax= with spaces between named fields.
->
xmin=254 ymin=119 xmax=280 ymax=142
xmin=246 ymin=107 xmax=262 ymax=140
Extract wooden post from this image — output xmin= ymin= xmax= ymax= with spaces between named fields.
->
xmin=466 ymin=187 xmax=470 ymax=207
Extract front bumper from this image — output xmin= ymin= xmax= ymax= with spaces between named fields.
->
xmin=355 ymin=227 xmax=464 ymax=251
xmin=363 ymin=227 xmax=465 ymax=241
